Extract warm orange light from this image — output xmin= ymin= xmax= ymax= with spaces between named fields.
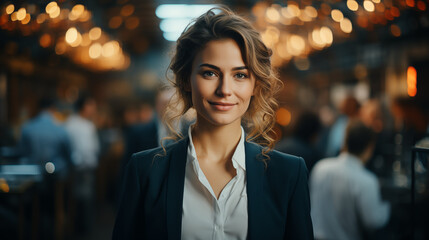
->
xmin=266 ymin=7 xmax=280 ymax=23
xmin=304 ymin=6 xmax=317 ymax=18
xmin=320 ymin=26 xmax=333 ymax=45
xmin=79 ymin=10 xmax=91 ymax=22
xmin=69 ymin=32 xmax=82 ymax=47
xmin=102 ymin=41 xmax=119 ymax=57
xmin=357 ymin=15 xmax=369 ymax=28
xmin=37 ymin=13 xmax=47 ymax=24
xmin=121 ymin=4 xmax=135 ymax=17
xmin=109 ymin=16 xmax=122 ymax=29
xmin=363 ymin=0 xmax=375 ymax=12
xmin=0 ymin=183 xmax=9 ymax=193
xmin=276 ymin=108 xmax=292 ymax=126
xmin=65 ymin=27 xmax=78 ymax=44
xmin=347 ymin=0 xmax=359 ymax=11
xmin=320 ymin=3 xmax=331 ymax=15
xmin=297 ymin=9 xmax=312 ymax=22
xmin=390 ymin=24 xmax=401 ymax=37
xmin=391 ymin=7 xmax=400 ymax=17
xmin=0 ymin=179 xmax=9 ymax=193
xmin=385 ymin=10 xmax=394 ymax=20
xmin=55 ymin=41 xmax=67 ymax=55
xmin=0 ymin=15 xmax=7 ymax=25
xmin=46 ymin=2 xmax=60 ymax=18
xmin=417 ymin=1 xmax=426 ymax=11
xmin=340 ymin=18 xmax=353 ymax=33
xmin=59 ymin=8 xmax=69 ymax=20
xmin=81 ymin=33 xmax=91 ymax=46
xmin=16 ymin=8 xmax=26 ymax=21
xmin=406 ymin=0 xmax=415 ymax=7
xmin=376 ymin=3 xmax=386 ymax=12
xmin=407 ymin=66 xmax=417 ymax=97
xmin=287 ymin=4 xmax=301 ymax=17
xmin=89 ymin=43 xmax=102 ymax=58
xmin=261 ymin=26 xmax=280 ymax=47
xmin=5 ymin=4 xmax=15 ymax=14
xmin=331 ymin=9 xmax=344 ymax=22
xmin=125 ymin=17 xmax=139 ymax=30
xmin=71 ymin=4 xmax=85 ymax=17
xmin=11 ymin=12 xmax=18 ymax=21
xmin=370 ymin=15 xmax=379 ymax=24
xmin=21 ymin=13 xmax=31 ymax=24
xmin=408 ymin=88 xmax=417 ymax=97
xmin=45 ymin=2 xmax=58 ymax=14
xmin=290 ymin=35 xmax=305 ymax=53
xmin=89 ymin=27 xmax=102 ymax=40
xmin=276 ymin=42 xmax=292 ymax=60
xmin=310 ymin=28 xmax=323 ymax=48
xmin=40 ymin=33 xmax=52 ymax=47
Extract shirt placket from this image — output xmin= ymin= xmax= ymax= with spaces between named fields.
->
xmin=213 ymin=199 xmax=222 ymax=240
xmin=213 ymin=184 xmax=230 ymax=240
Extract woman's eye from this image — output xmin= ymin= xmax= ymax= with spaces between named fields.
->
xmin=202 ymin=71 xmax=216 ymax=78
xmin=235 ymin=73 xmax=248 ymax=79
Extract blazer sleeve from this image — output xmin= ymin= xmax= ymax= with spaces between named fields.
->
xmin=284 ymin=158 xmax=314 ymax=240
xmin=112 ymin=155 xmax=144 ymax=239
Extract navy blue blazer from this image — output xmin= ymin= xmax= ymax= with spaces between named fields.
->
xmin=113 ymin=137 xmax=313 ymax=239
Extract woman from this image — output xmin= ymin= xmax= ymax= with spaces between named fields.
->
xmin=113 ymin=7 xmax=313 ymax=240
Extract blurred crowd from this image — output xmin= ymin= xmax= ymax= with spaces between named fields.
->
xmin=0 ymin=88 xmax=428 ymax=240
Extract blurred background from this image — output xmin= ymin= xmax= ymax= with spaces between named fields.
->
xmin=0 ymin=0 xmax=428 ymax=239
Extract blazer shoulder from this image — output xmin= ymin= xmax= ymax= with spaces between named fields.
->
xmin=245 ymin=141 xmax=306 ymax=172
xmin=268 ymin=149 xmax=307 ymax=175
xmin=128 ymin=137 xmax=188 ymax=169
xmin=270 ymin=149 xmax=304 ymax=164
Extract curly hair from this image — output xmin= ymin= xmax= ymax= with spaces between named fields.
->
xmin=164 ymin=6 xmax=282 ymax=159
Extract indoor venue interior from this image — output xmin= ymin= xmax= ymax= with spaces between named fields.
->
xmin=1 ymin=0 xmax=428 ymax=239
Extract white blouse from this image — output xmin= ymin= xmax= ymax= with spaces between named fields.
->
xmin=181 ymin=126 xmax=248 ymax=240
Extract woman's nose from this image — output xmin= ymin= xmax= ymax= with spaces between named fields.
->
xmin=215 ymin=77 xmax=232 ymax=97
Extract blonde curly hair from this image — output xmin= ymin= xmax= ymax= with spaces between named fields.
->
xmin=164 ymin=7 xmax=282 ymax=159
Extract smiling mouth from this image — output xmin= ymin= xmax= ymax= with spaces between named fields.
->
xmin=208 ymin=101 xmax=237 ymax=111
xmin=208 ymin=101 xmax=237 ymax=106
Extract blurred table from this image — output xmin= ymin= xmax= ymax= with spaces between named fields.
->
xmin=0 ymin=164 xmax=42 ymax=240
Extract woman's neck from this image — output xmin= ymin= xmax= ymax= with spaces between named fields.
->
xmin=191 ymin=118 xmax=242 ymax=165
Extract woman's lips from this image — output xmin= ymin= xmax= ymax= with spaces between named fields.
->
xmin=208 ymin=101 xmax=237 ymax=111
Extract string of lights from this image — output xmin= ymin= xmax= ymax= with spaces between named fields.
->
xmin=0 ymin=1 xmax=130 ymax=71
xmin=251 ymin=0 xmax=428 ymax=68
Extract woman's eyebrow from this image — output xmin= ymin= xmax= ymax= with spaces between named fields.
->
xmin=232 ymin=66 xmax=248 ymax=70
xmin=199 ymin=63 xmax=248 ymax=71
xmin=199 ymin=63 xmax=220 ymax=71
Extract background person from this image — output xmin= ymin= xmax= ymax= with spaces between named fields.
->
xmin=65 ymin=93 xmax=100 ymax=233
xmin=325 ymin=95 xmax=360 ymax=157
xmin=19 ymin=96 xmax=72 ymax=173
xmin=276 ymin=110 xmax=322 ymax=173
xmin=310 ymin=120 xmax=390 ymax=240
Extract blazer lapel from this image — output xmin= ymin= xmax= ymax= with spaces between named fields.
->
xmin=166 ymin=137 xmax=189 ymax=240
xmin=245 ymin=141 xmax=266 ymax=240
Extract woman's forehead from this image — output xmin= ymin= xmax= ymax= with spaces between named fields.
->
xmin=192 ymin=39 xmax=247 ymax=69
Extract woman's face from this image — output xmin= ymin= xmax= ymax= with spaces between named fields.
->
xmin=190 ymin=38 xmax=255 ymax=127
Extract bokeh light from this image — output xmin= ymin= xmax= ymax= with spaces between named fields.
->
xmin=5 ymin=4 xmax=15 ymax=14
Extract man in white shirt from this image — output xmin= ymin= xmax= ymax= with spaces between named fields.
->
xmin=65 ymin=93 xmax=100 ymax=233
xmin=310 ymin=120 xmax=390 ymax=240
